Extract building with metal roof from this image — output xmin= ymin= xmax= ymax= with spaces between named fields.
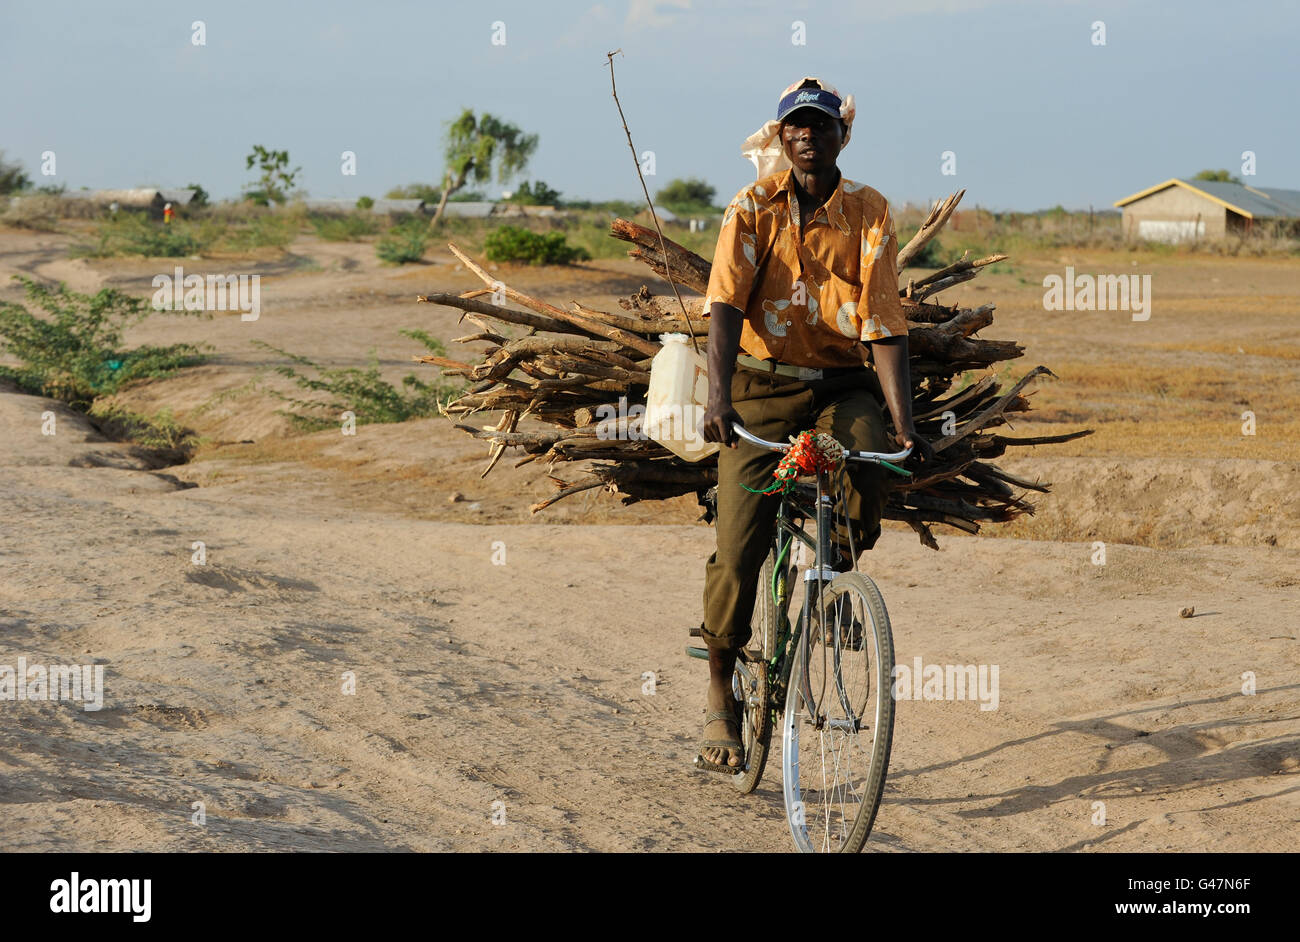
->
xmin=1113 ymin=177 xmax=1300 ymax=242
xmin=438 ymin=201 xmax=497 ymax=218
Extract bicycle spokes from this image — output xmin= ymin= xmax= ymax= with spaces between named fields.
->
xmin=782 ymin=573 xmax=895 ymax=853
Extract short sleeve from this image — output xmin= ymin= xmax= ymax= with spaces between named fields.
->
xmin=705 ymin=188 xmax=760 ymax=314
xmin=858 ymin=203 xmax=909 ymax=342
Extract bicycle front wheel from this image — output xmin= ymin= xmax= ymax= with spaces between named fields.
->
xmin=781 ymin=571 xmax=895 ymax=852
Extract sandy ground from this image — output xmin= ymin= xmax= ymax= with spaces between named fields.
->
xmin=1 ymin=227 xmax=1297 ymax=851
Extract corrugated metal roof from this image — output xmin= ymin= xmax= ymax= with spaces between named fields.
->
xmin=1115 ymin=177 xmax=1300 ymax=218
xmin=1177 ymin=179 xmax=1300 ymax=218
xmin=72 ymin=188 xmax=164 ymax=207
xmin=57 ymin=188 xmax=195 ymax=207
xmin=159 ymin=188 xmax=199 ymax=205
xmin=441 ymin=201 xmax=497 ymax=218
xmin=370 ymin=198 xmax=424 ymax=214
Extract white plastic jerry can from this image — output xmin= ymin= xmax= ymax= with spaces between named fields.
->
xmin=643 ymin=332 xmax=719 ymax=463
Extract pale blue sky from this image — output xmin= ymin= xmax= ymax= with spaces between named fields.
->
xmin=2 ymin=0 xmax=1296 ymax=211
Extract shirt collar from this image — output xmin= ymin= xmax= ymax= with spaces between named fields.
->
xmin=774 ymin=166 xmax=845 ymax=224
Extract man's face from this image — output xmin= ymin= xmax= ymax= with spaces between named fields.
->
xmin=780 ymin=107 xmax=844 ymax=174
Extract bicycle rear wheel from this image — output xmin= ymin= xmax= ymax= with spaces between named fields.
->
xmin=731 ymin=549 xmax=785 ymax=793
xmin=781 ymin=571 xmax=895 ymax=852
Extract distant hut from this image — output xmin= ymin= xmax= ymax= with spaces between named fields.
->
xmin=1114 ymin=178 xmax=1300 ymax=242
xmin=57 ymin=188 xmax=164 ymax=218
xmin=632 ymin=206 xmax=680 ymax=227
xmin=58 ymin=187 xmax=200 ymax=219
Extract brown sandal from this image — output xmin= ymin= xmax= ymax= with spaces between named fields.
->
xmin=694 ymin=708 xmax=745 ymax=776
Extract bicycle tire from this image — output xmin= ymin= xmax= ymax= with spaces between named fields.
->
xmin=731 ymin=550 xmax=781 ymax=793
xmin=781 ymin=570 xmax=895 ymax=852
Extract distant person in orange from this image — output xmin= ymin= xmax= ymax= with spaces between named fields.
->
xmin=163 ymin=202 xmax=173 ymax=224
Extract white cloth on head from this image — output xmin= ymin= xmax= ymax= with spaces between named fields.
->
xmin=741 ymin=76 xmax=856 ymax=180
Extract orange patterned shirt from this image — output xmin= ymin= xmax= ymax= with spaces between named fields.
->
xmin=704 ymin=167 xmax=908 ymax=369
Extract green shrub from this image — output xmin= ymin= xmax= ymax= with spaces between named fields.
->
xmin=0 ymin=275 xmax=207 ymax=410
xmin=356 ymin=195 xmax=374 ymax=210
xmin=310 ymin=212 xmax=380 ymax=242
xmin=185 ymin=183 xmax=210 ymax=208
xmin=87 ymin=401 xmax=200 ymax=459
xmin=375 ymin=217 xmax=430 ymax=264
xmin=385 ymin=183 xmax=441 ymax=202
xmin=656 ymin=177 xmax=717 ymax=216
xmin=483 ymin=225 xmax=590 ymax=265
xmin=253 ymin=330 xmax=462 ymax=430
xmin=1 ymin=194 xmax=63 ymax=231
xmin=75 ymin=212 xmax=207 ymax=257
xmin=215 ymin=211 xmax=297 ymax=252
xmin=0 ymin=150 xmax=31 ymax=195
xmin=503 ymin=180 xmax=561 ymax=205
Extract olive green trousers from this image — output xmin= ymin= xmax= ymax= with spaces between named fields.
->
xmin=700 ymin=363 xmax=894 ymax=652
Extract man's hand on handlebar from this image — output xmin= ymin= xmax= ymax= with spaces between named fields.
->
xmin=893 ymin=425 xmax=934 ymax=464
xmin=700 ymin=399 xmax=744 ymax=448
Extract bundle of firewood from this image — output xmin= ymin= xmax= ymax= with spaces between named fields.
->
xmin=416 ymin=190 xmax=1092 ymax=548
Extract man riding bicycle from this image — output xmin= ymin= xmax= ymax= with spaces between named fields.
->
xmin=696 ymin=77 xmax=933 ymax=773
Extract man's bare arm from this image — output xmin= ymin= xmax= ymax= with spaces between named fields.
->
xmin=871 ymin=335 xmax=934 ymax=462
xmin=699 ymin=301 xmax=745 ymax=448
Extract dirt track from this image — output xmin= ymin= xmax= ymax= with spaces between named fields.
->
xmin=3 ymin=387 xmax=1297 ymax=851
xmin=1 ymin=229 xmax=1297 ymax=851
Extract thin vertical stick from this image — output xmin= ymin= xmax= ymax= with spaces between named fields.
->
xmin=605 ymin=50 xmax=701 ymax=353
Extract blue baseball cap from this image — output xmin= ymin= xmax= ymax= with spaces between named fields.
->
xmin=776 ymin=81 xmax=843 ymax=123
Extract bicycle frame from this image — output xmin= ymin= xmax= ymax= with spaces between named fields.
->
xmin=728 ymin=424 xmax=912 ymax=722
xmin=687 ymin=422 xmax=910 ymax=846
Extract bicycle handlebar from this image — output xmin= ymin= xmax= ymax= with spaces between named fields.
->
xmin=730 ymin=422 xmax=913 ymax=476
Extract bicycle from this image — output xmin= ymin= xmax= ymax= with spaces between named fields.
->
xmin=688 ymin=421 xmax=913 ymax=853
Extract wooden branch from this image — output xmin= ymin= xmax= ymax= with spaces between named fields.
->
xmin=447 ymin=243 xmax=661 ymax=357
xmin=897 ymin=190 xmax=965 ymax=270
xmin=609 ymin=218 xmax=712 ymax=295
xmin=912 ymin=374 xmax=999 ymax=421
xmin=530 ymin=475 xmax=606 ymax=513
xmin=907 ymin=314 xmax=1023 ymax=364
xmin=910 ymin=252 xmax=1009 ymax=291
xmin=417 ymin=292 xmax=577 ymax=336
xmin=933 ymin=366 xmax=1057 ymax=453
xmin=411 ymin=189 xmax=1089 ymax=550
xmin=572 ymin=301 xmax=710 ymax=337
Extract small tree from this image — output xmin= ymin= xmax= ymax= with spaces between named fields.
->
xmin=243 ymin=145 xmax=302 ymax=205
xmin=0 ymin=151 xmax=30 ymax=195
xmin=656 ymin=177 xmax=716 ymax=215
xmin=503 ymin=180 xmax=561 ymax=205
xmin=185 ymin=182 xmax=210 ymax=208
xmin=429 ymin=110 xmax=538 ymax=228
xmin=1194 ymin=168 xmax=1243 ymax=185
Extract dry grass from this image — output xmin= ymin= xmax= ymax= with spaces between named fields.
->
xmin=1144 ymin=341 xmax=1300 ymax=361
xmin=995 ymin=359 xmax=1300 ymax=461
